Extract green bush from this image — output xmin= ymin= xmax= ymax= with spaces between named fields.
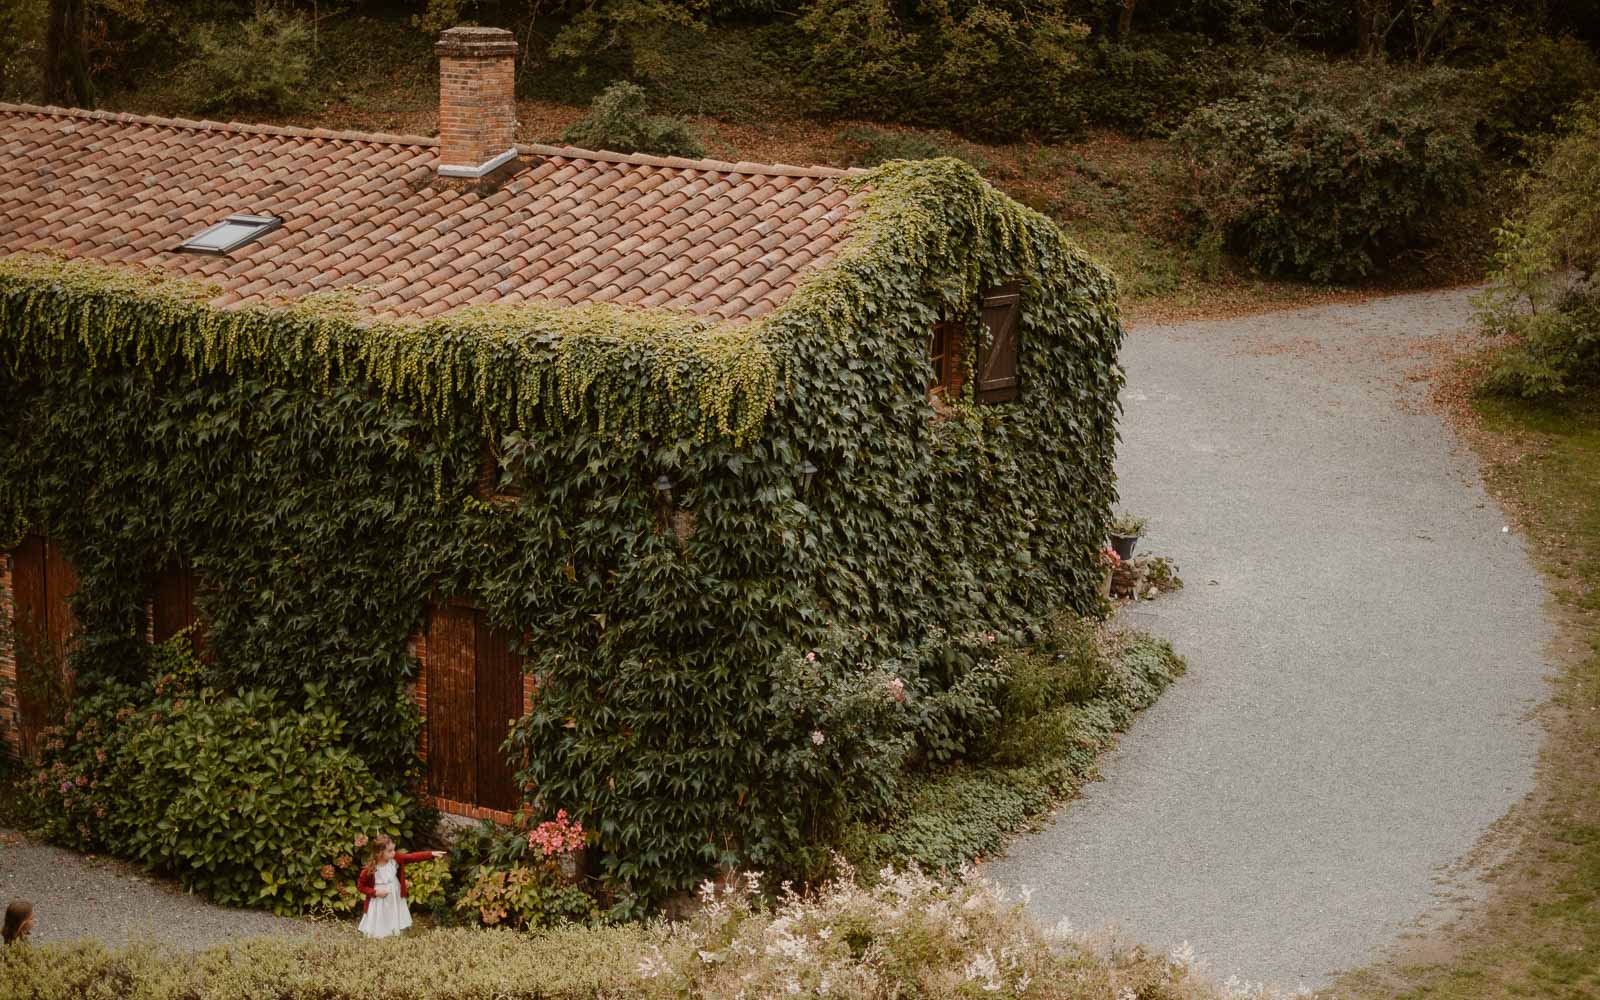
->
xmin=455 ymin=864 xmax=598 ymax=929
xmin=1477 ymin=99 xmax=1600 ymax=397
xmin=186 ymin=9 xmax=312 ymax=115
xmin=1064 ymin=35 xmax=1247 ymax=137
xmin=29 ymin=638 xmax=410 ymax=915
xmin=840 ymin=617 xmax=1184 ymax=873
xmin=1476 ymin=35 xmax=1600 ymax=158
xmin=798 ymin=0 xmax=1090 ymax=141
xmin=833 ymin=125 xmax=989 ymax=171
xmin=560 ymin=81 xmax=705 ymax=158
xmin=1176 ymin=60 xmax=1481 ymax=282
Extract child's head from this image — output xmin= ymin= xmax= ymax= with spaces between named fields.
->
xmin=3 ymin=900 xmax=33 ymax=944
xmin=366 ymin=835 xmax=396 ymax=869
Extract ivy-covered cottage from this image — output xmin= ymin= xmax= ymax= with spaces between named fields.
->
xmin=0 ymin=28 xmax=1122 ymax=899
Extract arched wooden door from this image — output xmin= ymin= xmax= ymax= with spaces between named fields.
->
xmin=424 ymin=602 xmax=525 ymax=814
xmin=8 ymin=536 xmax=78 ymax=756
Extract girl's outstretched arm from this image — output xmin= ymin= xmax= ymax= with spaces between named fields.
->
xmin=395 ymin=850 xmax=447 ymax=864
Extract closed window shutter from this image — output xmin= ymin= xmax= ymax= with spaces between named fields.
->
xmin=976 ymin=285 xmax=1022 ymax=404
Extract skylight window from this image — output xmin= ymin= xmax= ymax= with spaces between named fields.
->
xmin=177 ymin=214 xmax=281 ymax=254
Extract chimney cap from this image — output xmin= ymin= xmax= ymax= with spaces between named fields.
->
xmin=436 ymin=26 xmax=518 ymax=58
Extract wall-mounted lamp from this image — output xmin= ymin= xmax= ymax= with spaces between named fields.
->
xmin=797 ymin=460 xmax=818 ymax=495
xmin=653 ymin=475 xmax=674 ymax=500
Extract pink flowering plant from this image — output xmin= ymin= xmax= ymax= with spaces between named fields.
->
xmin=528 ymin=809 xmax=585 ymax=858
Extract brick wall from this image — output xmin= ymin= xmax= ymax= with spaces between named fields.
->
xmin=435 ymin=27 xmax=518 ymax=175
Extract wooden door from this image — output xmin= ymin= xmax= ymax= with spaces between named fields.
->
xmin=425 ymin=604 xmax=525 ymax=812
xmin=427 ymin=604 xmax=478 ymax=805
xmin=10 ymin=536 xmax=77 ymax=755
xmin=474 ymin=618 xmax=523 ymax=812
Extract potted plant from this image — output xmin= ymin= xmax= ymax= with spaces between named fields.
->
xmin=1108 ymin=512 xmax=1147 ymax=561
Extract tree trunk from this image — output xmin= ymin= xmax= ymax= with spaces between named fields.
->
xmin=1356 ymin=0 xmax=1389 ymax=62
xmin=44 ymin=0 xmax=94 ymax=108
xmin=1118 ymin=0 xmax=1135 ymax=40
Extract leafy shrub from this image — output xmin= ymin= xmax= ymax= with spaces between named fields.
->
xmin=841 ymin=618 xmax=1184 ymax=873
xmin=1064 ymin=35 xmax=1248 ymax=136
xmin=186 ymin=9 xmax=312 ymax=115
xmin=833 ymin=126 xmax=990 ymax=172
xmin=403 ymin=853 xmax=453 ymax=911
xmin=455 ymin=807 xmax=596 ymax=929
xmin=29 ymin=637 xmax=410 ymax=915
xmin=1177 ymin=60 xmax=1481 ymax=282
xmin=455 ymin=864 xmax=599 ymax=929
xmin=799 ymin=0 xmax=1090 ymax=141
xmin=0 ymin=868 xmax=1233 ymax=1000
xmin=1475 ymin=34 xmax=1600 ymax=157
xmin=1477 ymin=99 xmax=1600 ymax=397
xmin=560 ymin=82 xmax=705 ymax=158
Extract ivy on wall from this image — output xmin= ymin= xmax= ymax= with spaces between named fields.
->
xmin=0 ymin=158 xmax=1123 ymax=905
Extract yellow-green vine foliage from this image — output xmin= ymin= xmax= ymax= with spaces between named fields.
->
xmin=0 ymin=157 xmax=1122 ymax=908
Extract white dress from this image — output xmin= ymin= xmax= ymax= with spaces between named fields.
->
xmin=357 ymin=860 xmax=413 ymax=938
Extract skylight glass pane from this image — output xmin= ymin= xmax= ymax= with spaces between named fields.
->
xmin=178 ymin=214 xmax=280 ymax=254
xmin=188 ymin=222 xmax=262 ymax=250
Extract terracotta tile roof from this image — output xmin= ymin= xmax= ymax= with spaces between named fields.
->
xmin=0 ymin=103 xmax=862 ymax=322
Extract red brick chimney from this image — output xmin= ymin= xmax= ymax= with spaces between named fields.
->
xmin=435 ymin=26 xmax=519 ymax=179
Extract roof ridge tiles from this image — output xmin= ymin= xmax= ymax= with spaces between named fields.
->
xmin=1 ymin=103 xmax=865 ymax=180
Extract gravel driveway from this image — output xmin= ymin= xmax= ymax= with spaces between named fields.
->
xmin=0 ymin=829 xmax=338 ymax=950
xmin=986 ymin=288 xmax=1552 ymax=988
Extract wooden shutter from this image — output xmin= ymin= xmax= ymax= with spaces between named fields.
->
xmin=10 ymin=536 xmax=77 ymax=755
xmin=976 ymin=285 xmax=1022 ymax=404
xmin=473 ymin=614 xmax=524 ymax=812
xmin=426 ymin=604 xmax=478 ymax=805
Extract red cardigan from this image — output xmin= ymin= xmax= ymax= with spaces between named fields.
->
xmin=357 ymin=852 xmax=436 ymax=913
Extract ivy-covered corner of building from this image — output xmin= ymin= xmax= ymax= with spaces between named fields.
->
xmin=0 ymin=156 xmax=1124 ymax=904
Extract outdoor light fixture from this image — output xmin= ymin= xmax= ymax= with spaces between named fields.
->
xmin=797 ymin=460 xmax=818 ymax=494
xmin=653 ymin=475 xmax=674 ymax=497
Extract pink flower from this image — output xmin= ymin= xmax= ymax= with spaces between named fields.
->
xmin=320 ymin=864 xmax=336 ymax=880
xmin=886 ymin=677 xmax=906 ymax=703
xmin=810 ymin=730 xmax=825 ymax=746
xmin=805 ymin=651 xmax=817 ymax=662
xmin=353 ymin=833 xmax=369 ymax=848
xmin=58 ymin=780 xmax=72 ymax=794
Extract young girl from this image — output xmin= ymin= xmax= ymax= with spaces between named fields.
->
xmin=3 ymin=900 xmax=33 ymax=945
xmin=356 ymin=836 xmax=445 ymax=939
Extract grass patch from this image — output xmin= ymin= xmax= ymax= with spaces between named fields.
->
xmin=1329 ymin=387 xmax=1600 ymax=999
xmin=842 ymin=616 xmax=1184 ymax=874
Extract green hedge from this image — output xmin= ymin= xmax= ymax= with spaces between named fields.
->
xmin=0 ymin=158 xmax=1122 ymax=906
xmin=1176 ymin=60 xmax=1481 ymax=282
xmin=0 ymin=868 xmax=1226 ymax=1000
